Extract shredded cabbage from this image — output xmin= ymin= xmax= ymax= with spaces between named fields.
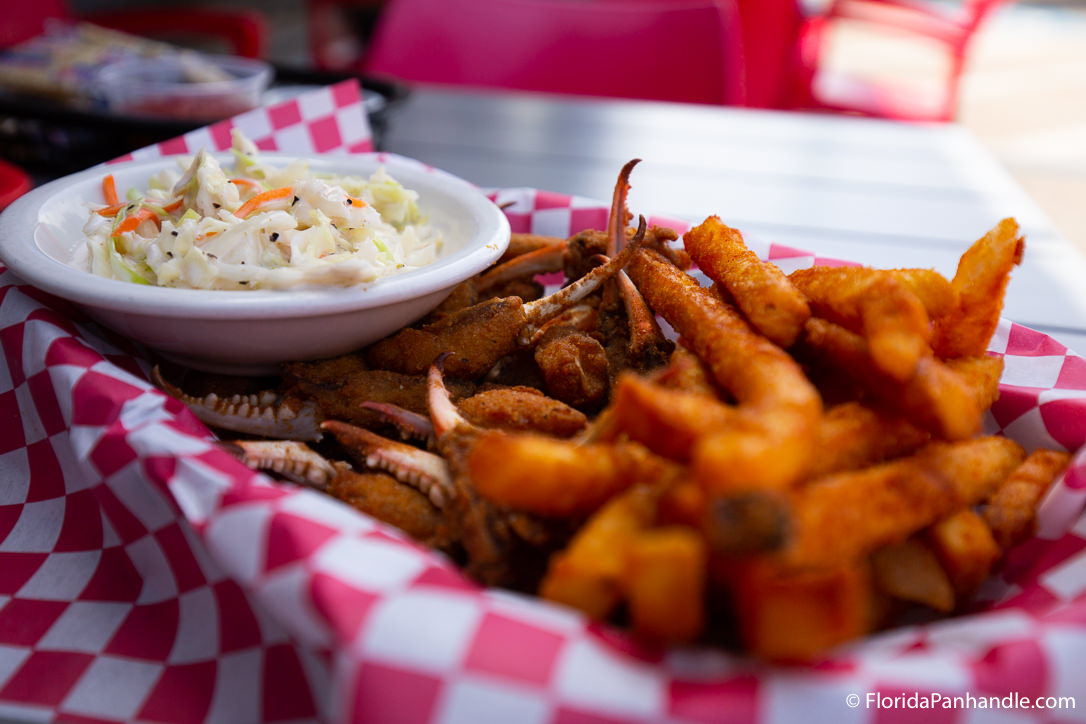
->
xmin=81 ymin=130 xmax=442 ymax=290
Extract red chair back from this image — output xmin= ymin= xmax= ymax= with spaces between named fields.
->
xmin=793 ymin=0 xmax=1011 ymax=121
xmin=361 ymin=0 xmax=749 ymax=106
xmin=0 ymin=0 xmax=68 ymax=48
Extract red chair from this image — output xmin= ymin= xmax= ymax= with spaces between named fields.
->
xmin=360 ymin=0 xmax=749 ymax=106
xmin=0 ymin=159 xmax=31 ymax=211
xmin=0 ymin=0 xmax=268 ymax=58
xmin=791 ymin=0 xmax=1009 ymax=122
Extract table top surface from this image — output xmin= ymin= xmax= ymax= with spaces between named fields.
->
xmin=381 ymin=85 xmax=1086 ymax=355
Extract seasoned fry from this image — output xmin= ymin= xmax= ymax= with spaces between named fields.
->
xmin=933 ymin=218 xmax=1024 ymax=358
xmin=808 ymin=401 xmax=930 ymax=478
xmin=784 ymin=436 xmax=1026 ymax=568
xmin=539 ymin=485 xmax=658 ymax=620
xmin=623 ymin=527 xmax=707 ymax=645
xmin=946 ymin=354 xmax=1005 ymax=412
xmin=790 ymin=266 xmax=931 ymax=382
xmin=684 ymin=216 xmax=810 ymax=348
xmin=800 ymin=318 xmax=983 ymax=441
xmin=627 ymin=248 xmax=821 ymax=493
xmin=927 ymin=508 xmax=1000 ymax=597
xmin=871 ymin=538 xmax=955 ymax=612
xmin=729 ymin=559 xmax=873 ymax=662
xmin=609 ymin=372 xmax=737 ymax=462
xmin=887 ymin=268 xmax=957 ymax=320
xmin=983 ymin=448 xmax=1072 ymax=549
xmin=466 ymin=431 xmax=681 ymax=517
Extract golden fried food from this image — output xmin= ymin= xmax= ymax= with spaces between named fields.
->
xmin=627 ymin=248 xmax=821 ymax=494
xmin=539 ymin=485 xmax=659 ymax=619
xmin=790 ymin=266 xmax=931 ymax=382
xmin=933 ymin=217 xmax=1024 ymax=358
xmin=927 ymin=508 xmax=1001 ymax=597
xmin=684 ymin=216 xmax=811 ymax=348
xmin=871 ymin=538 xmax=955 ymax=613
xmin=800 ymin=318 xmax=983 ymax=441
xmin=983 ymin=448 xmax=1072 ymax=549
xmin=532 ymin=326 xmax=610 ymax=408
xmin=458 ymin=386 xmax=588 ymax=437
xmin=784 ymin=436 xmax=1026 ymax=568
xmin=167 ymin=157 xmax=1068 ymax=664
xmin=729 ymin=559 xmax=873 ymax=663
xmin=808 ymin=401 xmax=930 ymax=478
xmin=328 ymin=469 xmax=453 ymax=550
xmin=622 ymin=527 xmax=707 ymax=644
xmin=466 ymin=431 xmax=679 ymax=517
xmin=609 ymin=372 xmax=736 ymax=462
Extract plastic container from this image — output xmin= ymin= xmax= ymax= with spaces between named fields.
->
xmin=94 ymin=53 xmax=273 ymax=122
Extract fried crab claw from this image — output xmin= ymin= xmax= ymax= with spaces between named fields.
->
xmin=150 ymin=366 xmax=323 ymax=441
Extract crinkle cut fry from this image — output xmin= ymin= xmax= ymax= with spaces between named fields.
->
xmin=800 ymin=318 xmax=983 ymax=441
xmin=684 ymin=215 xmax=810 ymax=348
xmin=934 ymin=217 xmax=1025 ymax=358
xmin=625 ymin=247 xmax=821 ymax=494
xmin=782 ymin=436 xmax=1026 ymax=568
xmin=789 ymin=266 xmax=931 ymax=382
xmin=983 ymin=447 xmax=1072 ymax=549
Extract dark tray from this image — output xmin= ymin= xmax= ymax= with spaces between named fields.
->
xmin=0 ymin=66 xmax=408 ymax=181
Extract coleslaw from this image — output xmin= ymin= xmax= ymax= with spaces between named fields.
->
xmin=79 ymin=131 xmax=442 ymax=290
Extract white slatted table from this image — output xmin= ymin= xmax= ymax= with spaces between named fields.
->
xmin=381 ymin=86 xmax=1086 ymax=354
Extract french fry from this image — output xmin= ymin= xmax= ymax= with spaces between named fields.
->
xmin=926 ymin=508 xmax=1000 ymax=597
xmin=983 ymin=448 xmax=1072 ymax=549
xmin=946 ymin=354 xmax=1005 ymax=412
xmin=887 ymin=268 xmax=957 ymax=320
xmin=729 ymin=559 xmax=873 ymax=662
xmin=790 ymin=266 xmax=931 ymax=382
xmin=627 ymin=248 xmax=821 ymax=494
xmin=784 ymin=436 xmax=1026 ymax=568
xmin=871 ymin=538 xmax=955 ymax=613
xmin=610 ymin=372 xmax=737 ymax=462
xmin=933 ymin=218 xmax=1024 ymax=358
xmin=623 ymin=527 xmax=707 ymax=644
xmin=539 ymin=485 xmax=658 ymax=620
xmin=466 ymin=431 xmax=676 ymax=516
xmin=683 ymin=216 xmax=811 ymax=348
xmin=800 ymin=318 xmax=983 ymax=441
xmin=808 ymin=401 xmax=930 ymax=478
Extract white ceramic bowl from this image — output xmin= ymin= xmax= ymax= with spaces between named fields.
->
xmin=0 ymin=153 xmax=510 ymax=374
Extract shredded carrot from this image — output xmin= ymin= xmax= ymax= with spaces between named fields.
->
xmin=112 ymin=207 xmax=158 ymax=238
xmin=161 ymin=198 xmax=184 ymax=213
xmin=345 ymin=195 xmax=367 ymax=208
xmin=235 ymin=186 xmax=294 ymax=218
xmin=96 ymin=202 xmax=128 ymax=218
xmin=102 ymin=174 xmax=120 ymax=206
xmin=230 ymin=178 xmax=264 ymax=192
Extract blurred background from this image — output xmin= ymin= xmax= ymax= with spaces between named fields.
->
xmin=4 ymin=0 xmax=1085 ymax=254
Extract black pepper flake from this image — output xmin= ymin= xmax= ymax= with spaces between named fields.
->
xmin=239 ymin=281 xmax=249 ymax=285
xmin=207 ymin=253 xmax=218 ymax=259
xmin=166 ymin=251 xmax=173 ymax=258
xmin=170 ymin=230 xmax=179 ymax=237
xmin=213 ymin=203 xmax=221 ymax=209
xmin=269 ymin=232 xmax=280 ymax=241
xmin=291 ymin=196 xmax=299 ymax=206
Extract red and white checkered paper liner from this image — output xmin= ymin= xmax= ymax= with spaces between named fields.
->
xmin=2 ymin=82 xmax=1085 ymax=724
